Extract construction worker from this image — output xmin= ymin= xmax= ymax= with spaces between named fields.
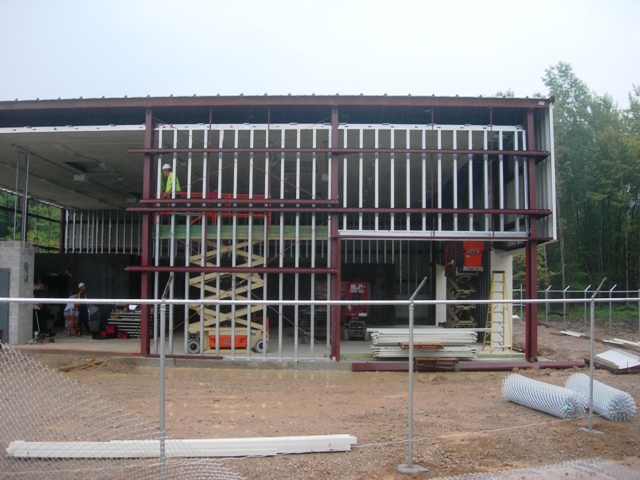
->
xmin=75 ymin=282 xmax=90 ymax=334
xmin=161 ymin=163 xmax=181 ymax=198
xmin=63 ymin=294 xmax=76 ymax=333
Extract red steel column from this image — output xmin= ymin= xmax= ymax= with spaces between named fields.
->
xmin=330 ymin=106 xmax=342 ymax=360
xmin=140 ymin=108 xmax=154 ymax=356
xmin=525 ymin=109 xmax=538 ymax=362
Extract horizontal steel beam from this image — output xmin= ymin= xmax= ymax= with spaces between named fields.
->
xmin=0 ymin=95 xmax=552 ymax=111
xmin=125 ymin=266 xmax=337 ymax=274
xmin=137 ymin=198 xmax=338 ymax=206
xmin=128 ymin=204 xmax=553 ymax=218
xmin=130 ymin=147 xmax=550 ymax=158
xmin=351 ymin=360 xmax=585 ymax=372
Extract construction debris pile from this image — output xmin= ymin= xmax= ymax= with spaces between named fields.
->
xmin=367 ymin=328 xmax=478 ymax=359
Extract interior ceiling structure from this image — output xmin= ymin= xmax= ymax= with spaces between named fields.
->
xmin=0 ymin=127 xmax=145 ymax=209
xmin=0 ymin=95 xmax=551 ymax=211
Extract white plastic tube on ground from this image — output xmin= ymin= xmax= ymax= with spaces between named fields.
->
xmin=565 ymin=372 xmax=637 ymax=422
xmin=502 ymin=373 xmax=588 ymax=419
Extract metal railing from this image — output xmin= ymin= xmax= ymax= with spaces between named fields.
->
xmin=513 ymin=284 xmax=640 ymax=335
xmin=2 ymin=292 xmax=639 ymax=358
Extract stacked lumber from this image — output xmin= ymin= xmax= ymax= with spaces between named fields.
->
xmin=6 ymin=434 xmax=357 ymax=458
xmin=368 ymin=328 xmax=478 ymax=359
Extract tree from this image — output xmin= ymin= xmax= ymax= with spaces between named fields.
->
xmin=543 ymin=63 xmax=640 ymax=290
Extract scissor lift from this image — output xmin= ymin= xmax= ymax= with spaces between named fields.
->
xmin=187 ymin=240 xmax=268 ymax=354
xmin=444 ymin=241 xmax=484 ymax=328
xmin=446 ymin=274 xmax=478 ymax=328
xmin=185 ymin=194 xmax=271 ymax=355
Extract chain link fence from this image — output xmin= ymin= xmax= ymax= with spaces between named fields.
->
xmin=513 ymin=285 xmax=640 ymax=335
xmin=0 ymin=343 xmax=245 ymax=480
xmin=432 ymin=457 xmax=640 ymax=480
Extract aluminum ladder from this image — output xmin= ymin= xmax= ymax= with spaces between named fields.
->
xmin=483 ymin=271 xmax=512 ymax=352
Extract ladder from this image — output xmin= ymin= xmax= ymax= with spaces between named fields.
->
xmin=483 ymin=271 xmax=512 ymax=352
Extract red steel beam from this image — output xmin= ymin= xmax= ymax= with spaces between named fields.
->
xmin=351 ymin=361 xmax=585 ymax=372
xmin=0 ymin=95 xmax=553 ymax=111
xmin=129 ymin=205 xmax=552 ymax=217
xmin=140 ymin=108 xmax=154 ymax=356
xmin=136 ymin=198 xmax=338 ymax=205
xmin=129 ymin=147 xmax=550 ymax=159
xmin=125 ymin=266 xmax=337 ymax=274
xmin=330 ymin=106 xmax=342 ymax=361
xmin=525 ymin=109 xmax=539 ymax=363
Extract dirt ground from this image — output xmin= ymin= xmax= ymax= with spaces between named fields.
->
xmin=31 ymin=318 xmax=640 ymax=479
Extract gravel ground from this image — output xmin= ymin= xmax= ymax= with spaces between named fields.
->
xmin=24 ymin=319 xmax=640 ymax=479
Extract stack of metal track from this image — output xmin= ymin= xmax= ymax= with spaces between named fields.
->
xmin=368 ymin=328 xmax=478 ymax=359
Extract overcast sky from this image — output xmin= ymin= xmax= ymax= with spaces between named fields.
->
xmin=1 ymin=0 xmax=638 ymax=108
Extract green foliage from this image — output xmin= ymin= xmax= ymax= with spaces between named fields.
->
xmin=543 ymin=63 xmax=640 ymax=290
xmin=512 ymin=246 xmax=558 ymax=289
xmin=0 ymin=191 xmax=60 ymax=250
xmin=495 ymin=89 xmax=516 ymax=98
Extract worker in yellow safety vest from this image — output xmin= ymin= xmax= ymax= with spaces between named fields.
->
xmin=161 ymin=163 xmax=181 ymax=198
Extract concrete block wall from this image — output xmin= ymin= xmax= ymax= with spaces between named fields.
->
xmin=0 ymin=241 xmax=35 ymax=344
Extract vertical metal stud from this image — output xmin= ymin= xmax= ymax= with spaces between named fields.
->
xmin=311 ymin=128 xmax=317 ymax=359
xmin=343 ymin=128 xmax=348 ymax=231
xmin=375 ymin=128 xmax=380 ymax=231
xmin=294 ymin=128 xmax=301 ymax=358
xmin=468 ymin=128 xmax=473 ymax=230
xmin=421 ymin=128 xmax=427 ymax=232
xmin=498 ymin=130 xmax=505 ymax=233
xmin=405 ymin=129 xmax=410 ymax=231
xmin=390 ymin=128 xmax=395 ymax=231
xmin=453 ymin=130 xmax=458 ymax=232
xmin=358 ymin=129 xmax=364 ymax=232
xmin=514 ymin=129 xmax=521 ymax=232
xmin=278 ymin=129 xmax=285 ymax=358
xmin=437 ymin=129 xmax=442 ymax=232
xmin=483 ymin=129 xmax=490 ymax=231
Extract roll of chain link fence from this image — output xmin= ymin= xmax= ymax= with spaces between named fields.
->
xmin=565 ymin=372 xmax=637 ymax=422
xmin=502 ymin=373 xmax=588 ymax=419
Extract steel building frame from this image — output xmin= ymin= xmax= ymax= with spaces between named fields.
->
xmin=121 ymin=96 xmax=554 ymax=363
xmin=0 ymin=95 xmax=555 ymax=362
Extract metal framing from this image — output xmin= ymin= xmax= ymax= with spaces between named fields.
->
xmin=129 ymin=115 xmax=553 ymax=361
xmin=0 ymin=95 xmax=555 ymax=362
xmin=64 ymin=209 xmax=142 ymax=254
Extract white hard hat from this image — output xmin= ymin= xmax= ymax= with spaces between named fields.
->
xmin=162 ymin=163 xmax=172 ymax=170
xmin=79 ymin=282 xmax=85 ymax=288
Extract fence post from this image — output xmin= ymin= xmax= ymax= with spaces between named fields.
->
xmin=397 ymin=277 xmax=429 ymax=475
xmin=545 ymin=285 xmax=552 ymax=322
xmin=608 ymin=284 xmax=617 ymax=336
xmin=583 ymin=284 xmax=591 ymax=329
xmin=586 ymin=278 xmax=606 ymax=433
xmin=520 ymin=284 xmax=524 ymax=321
xmin=563 ymin=285 xmax=571 ymax=327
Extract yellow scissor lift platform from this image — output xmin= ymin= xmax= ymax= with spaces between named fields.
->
xmin=156 ymin=211 xmax=329 ymax=355
xmin=187 ymin=239 xmax=268 ymax=355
